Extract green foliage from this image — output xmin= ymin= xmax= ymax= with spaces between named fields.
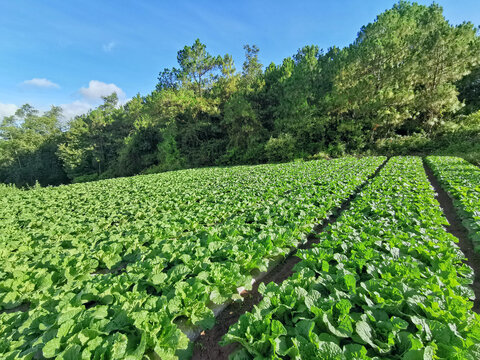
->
xmin=461 ymin=109 xmax=480 ymax=128
xmin=373 ymin=111 xmax=480 ymax=164
xmin=157 ymin=68 xmax=181 ymax=91
xmin=330 ymin=1 xmax=480 ymax=136
xmin=426 ymin=156 xmax=480 ymax=250
xmin=0 ymin=157 xmax=385 ymax=358
xmin=264 ymin=133 xmax=297 ymax=162
xmin=58 ymin=94 xmax=132 ymax=179
xmin=242 ymin=45 xmax=263 ymax=86
xmin=0 ymin=104 xmax=68 ymax=186
xmin=457 ymin=65 xmax=480 ymax=113
xmin=174 ymin=39 xmax=223 ymax=96
xmin=223 ymin=157 xmax=480 ymax=359
xmin=222 ymin=92 xmax=266 ymax=163
xmin=156 ymin=128 xmax=184 ymax=171
xmin=2 ymin=1 xmax=480 ymax=186
xmin=326 ymin=142 xmax=347 ymax=157
xmin=142 ymin=125 xmax=185 ymax=174
xmin=72 ymin=173 xmax=99 ymax=183
xmin=115 ymin=113 xmax=162 ymax=176
xmin=374 ymin=133 xmax=432 ymax=155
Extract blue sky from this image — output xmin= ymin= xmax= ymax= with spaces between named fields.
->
xmin=1 ymin=0 xmax=479 ymax=120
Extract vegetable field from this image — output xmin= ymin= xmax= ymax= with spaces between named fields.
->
xmin=426 ymin=156 xmax=480 ymax=251
xmin=1 ymin=156 xmax=479 ymax=359
xmin=223 ymin=157 xmax=480 ymax=359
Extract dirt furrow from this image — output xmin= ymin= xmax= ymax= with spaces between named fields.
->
xmin=191 ymin=158 xmax=387 ymax=360
xmin=423 ymin=160 xmax=480 ymax=313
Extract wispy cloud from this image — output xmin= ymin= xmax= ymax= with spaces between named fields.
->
xmin=102 ymin=41 xmax=117 ymax=52
xmin=59 ymin=80 xmax=127 ymax=120
xmin=22 ymin=78 xmax=60 ymax=89
xmin=79 ymin=80 xmax=126 ymax=101
xmin=60 ymin=100 xmax=93 ymax=120
xmin=0 ymin=103 xmax=18 ymax=119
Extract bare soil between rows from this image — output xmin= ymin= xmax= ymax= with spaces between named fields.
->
xmin=423 ymin=160 xmax=480 ymax=313
xmin=191 ymin=159 xmax=387 ymax=360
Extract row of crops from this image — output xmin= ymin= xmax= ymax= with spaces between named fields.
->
xmin=0 ymin=184 xmax=16 ymax=196
xmin=222 ymin=157 xmax=480 ymax=359
xmin=426 ymin=156 xmax=480 ymax=251
xmin=0 ymin=157 xmax=385 ymax=359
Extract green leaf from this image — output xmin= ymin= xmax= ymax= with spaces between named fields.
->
xmin=343 ymin=343 xmax=368 ymax=359
xmin=344 ymin=274 xmax=356 ymax=292
xmin=152 ymin=273 xmax=167 ymax=285
xmin=124 ymin=332 xmax=146 ymax=360
xmin=42 ymin=337 xmax=61 ymax=358
xmin=317 ymin=341 xmax=343 ymax=359
xmin=355 ymin=321 xmax=374 ymax=345
xmin=110 ymin=333 xmax=128 ymax=359
xmin=57 ymin=344 xmax=82 ymax=360
xmin=92 ymin=305 xmax=109 ymax=319
xmin=271 ymin=319 xmax=287 ymax=337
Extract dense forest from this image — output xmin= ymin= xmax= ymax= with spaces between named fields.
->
xmin=1 ymin=1 xmax=480 ymax=186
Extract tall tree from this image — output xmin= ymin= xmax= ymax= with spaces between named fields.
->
xmin=242 ymin=44 xmax=262 ymax=84
xmin=0 ymin=105 xmax=67 ymax=186
xmin=175 ymin=39 xmax=223 ymax=95
xmin=58 ymin=93 xmax=132 ymax=180
xmin=331 ymin=1 xmax=480 ymax=137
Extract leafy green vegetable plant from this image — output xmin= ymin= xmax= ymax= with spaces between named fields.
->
xmin=0 ymin=157 xmax=384 ymax=359
xmin=222 ymin=157 xmax=480 ymax=359
xmin=426 ymin=156 xmax=480 ymax=251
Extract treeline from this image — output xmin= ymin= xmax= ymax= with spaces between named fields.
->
xmin=1 ymin=1 xmax=480 ymax=186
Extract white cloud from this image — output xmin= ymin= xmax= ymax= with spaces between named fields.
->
xmin=60 ymin=80 xmax=127 ymax=120
xmin=79 ymin=80 xmax=126 ymax=101
xmin=2 ymin=80 xmax=126 ymax=122
xmin=0 ymin=103 xmax=18 ymax=119
xmin=22 ymin=78 xmax=60 ymax=89
xmin=102 ymin=41 xmax=117 ymax=52
xmin=60 ymin=101 xmax=93 ymax=120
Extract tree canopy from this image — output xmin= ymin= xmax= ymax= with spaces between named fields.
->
xmin=1 ymin=1 xmax=479 ymax=186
